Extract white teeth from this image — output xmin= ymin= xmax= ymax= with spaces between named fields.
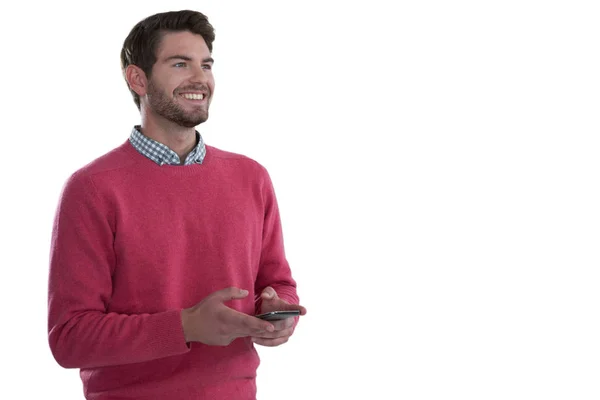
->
xmin=182 ymin=93 xmax=204 ymax=100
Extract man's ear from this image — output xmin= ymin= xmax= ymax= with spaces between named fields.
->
xmin=125 ymin=65 xmax=148 ymax=97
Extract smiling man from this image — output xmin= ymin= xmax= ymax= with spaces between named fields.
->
xmin=47 ymin=10 xmax=305 ymax=400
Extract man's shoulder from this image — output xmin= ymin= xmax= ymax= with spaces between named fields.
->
xmin=206 ymin=145 xmax=255 ymax=162
xmin=64 ymin=141 xmax=138 ymax=191
xmin=206 ymin=145 xmax=268 ymax=175
xmin=73 ymin=141 xmax=137 ymax=179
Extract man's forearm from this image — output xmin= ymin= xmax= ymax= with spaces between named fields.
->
xmin=49 ymin=309 xmax=189 ymax=369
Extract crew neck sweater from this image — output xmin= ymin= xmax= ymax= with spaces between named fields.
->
xmin=48 ymin=140 xmax=299 ymax=399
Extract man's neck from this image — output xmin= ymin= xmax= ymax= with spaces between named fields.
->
xmin=140 ymin=112 xmax=197 ymax=164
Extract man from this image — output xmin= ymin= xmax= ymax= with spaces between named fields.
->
xmin=47 ymin=10 xmax=306 ymax=399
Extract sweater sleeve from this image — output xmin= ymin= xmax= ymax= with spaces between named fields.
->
xmin=254 ymin=168 xmax=300 ymax=309
xmin=47 ymin=172 xmax=190 ymax=369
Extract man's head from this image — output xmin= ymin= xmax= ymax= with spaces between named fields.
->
xmin=121 ymin=10 xmax=215 ymax=127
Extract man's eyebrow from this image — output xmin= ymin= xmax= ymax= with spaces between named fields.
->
xmin=164 ymin=55 xmax=192 ymax=62
xmin=164 ymin=55 xmax=214 ymax=64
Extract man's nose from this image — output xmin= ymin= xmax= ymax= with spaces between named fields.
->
xmin=191 ymin=66 xmax=209 ymax=84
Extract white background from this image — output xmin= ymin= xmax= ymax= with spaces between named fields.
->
xmin=1 ymin=0 xmax=599 ymax=399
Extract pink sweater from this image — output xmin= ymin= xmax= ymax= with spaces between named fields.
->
xmin=48 ymin=141 xmax=299 ymax=399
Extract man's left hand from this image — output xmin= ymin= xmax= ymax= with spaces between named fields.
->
xmin=252 ymin=286 xmax=307 ymax=347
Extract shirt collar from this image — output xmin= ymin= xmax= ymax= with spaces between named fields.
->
xmin=129 ymin=126 xmax=206 ymax=166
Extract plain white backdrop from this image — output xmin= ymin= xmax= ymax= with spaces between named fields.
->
xmin=1 ymin=0 xmax=599 ymax=399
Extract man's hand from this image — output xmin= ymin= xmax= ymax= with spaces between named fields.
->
xmin=181 ymin=287 xmax=275 ymax=346
xmin=252 ymin=286 xmax=307 ymax=347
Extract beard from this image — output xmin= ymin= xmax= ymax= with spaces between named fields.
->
xmin=146 ymin=80 xmax=209 ymax=128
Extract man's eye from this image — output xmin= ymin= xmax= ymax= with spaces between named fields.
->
xmin=202 ymin=64 xmax=212 ymax=70
xmin=174 ymin=62 xmax=186 ymax=67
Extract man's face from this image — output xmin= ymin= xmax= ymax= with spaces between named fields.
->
xmin=145 ymin=31 xmax=215 ymax=127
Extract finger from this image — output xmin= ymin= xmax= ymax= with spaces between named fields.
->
xmin=234 ymin=312 xmax=275 ymax=335
xmin=260 ymin=286 xmax=279 ymax=300
xmin=221 ymin=307 xmax=276 ymax=338
xmin=271 ymin=318 xmax=294 ymax=331
xmin=211 ymin=287 xmax=249 ymax=302
xmin=252 ymin=326 xmax=294 ymax=339
xmin=251 ymin=335 xmax=290 ymax=347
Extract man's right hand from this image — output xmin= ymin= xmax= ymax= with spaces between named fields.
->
xmin=181 ymin=287 xmax=275 ymax=346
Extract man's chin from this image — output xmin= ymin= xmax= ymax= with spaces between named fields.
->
xmin=175 ymin=113 xmax=209 ymax=128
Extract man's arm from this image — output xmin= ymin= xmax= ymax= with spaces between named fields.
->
xmin=250 ymin=167 xmax=306 ymax=347
xmin=253 ymin=168 xmax=300 ymax=310
xmin=47 ymin=172 xmax=189 ymax=369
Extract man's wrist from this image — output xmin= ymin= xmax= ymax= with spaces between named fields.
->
xmin=181 ymin=308 xmax=191 ymax=343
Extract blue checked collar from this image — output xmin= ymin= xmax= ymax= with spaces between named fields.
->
xmin=129 ymin=126 xmax=206 ymax=166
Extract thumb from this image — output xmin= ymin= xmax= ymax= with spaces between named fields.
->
xmin=212 ymin=287 xmax=249 ymax=302
xmin=261 ymin=286 xmax=279 ymax=300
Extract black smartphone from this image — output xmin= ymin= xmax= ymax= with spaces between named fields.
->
xmin=255 ymin=310 xmax=301 ymax=321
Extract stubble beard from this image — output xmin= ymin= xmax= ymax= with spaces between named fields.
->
xmin=147 ymin=80 xmax=209 ymax=128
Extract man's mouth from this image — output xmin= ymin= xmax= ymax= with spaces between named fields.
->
xmin=180 ymin=93 xmax=205 ymax=100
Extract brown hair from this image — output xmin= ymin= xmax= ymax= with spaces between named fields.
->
xmin=120 ymin=10 xmax=215 ymax=110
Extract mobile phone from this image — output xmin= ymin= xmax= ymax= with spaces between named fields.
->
xmin=255 ymin=310 xmax=301 ymax=321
